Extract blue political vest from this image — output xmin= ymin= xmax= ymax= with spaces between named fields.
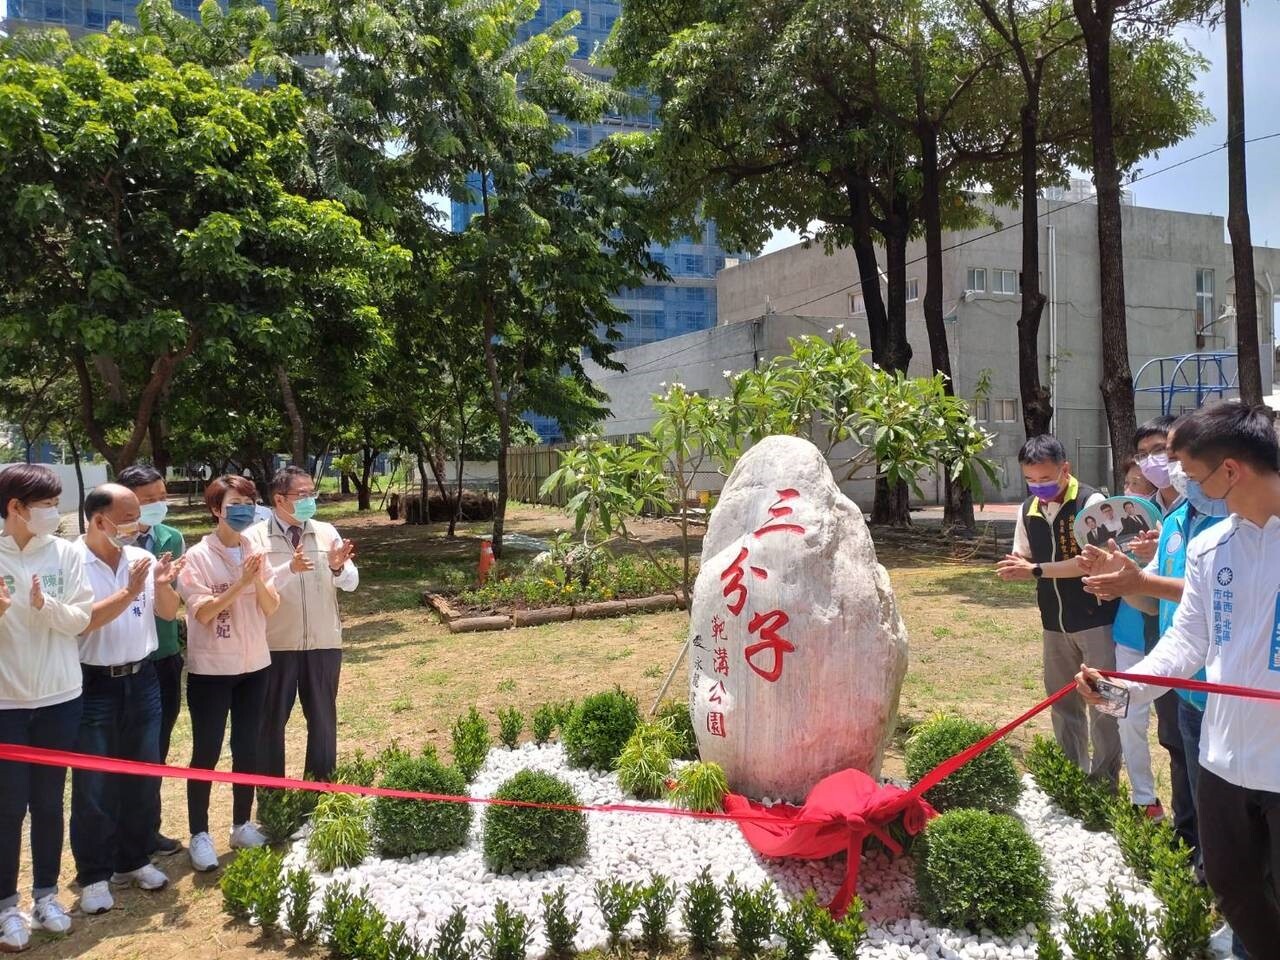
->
xmin=1156 ymin=502 xmax=1226 ymax=710
xmin=1113 ymin=599 xmax=1148 ymax=652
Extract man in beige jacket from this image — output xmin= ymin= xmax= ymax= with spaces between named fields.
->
xmin=251 ymin=466 xmax=357 ymax=781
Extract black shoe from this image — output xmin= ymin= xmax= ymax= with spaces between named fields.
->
xmin=150 ymin=834 xmax=182 ymax=857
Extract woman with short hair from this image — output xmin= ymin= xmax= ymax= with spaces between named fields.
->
xmin=177 ymin=475 xmax=280 ymax=873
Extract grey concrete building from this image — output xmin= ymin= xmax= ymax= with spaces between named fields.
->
xmin=586 ymin=190 xmax=1280 ymax=505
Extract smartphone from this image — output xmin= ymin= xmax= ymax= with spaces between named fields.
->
xmin=1091 ymin=677 xmax=1130 ymax=719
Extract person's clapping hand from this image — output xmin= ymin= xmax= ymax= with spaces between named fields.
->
xmin=126 ymin=556 xmax=153 ymax=598
xmin=153 ymin=552 xmax=183 ymax=586
xmin=290 ymin=546 xmax=315 ymax=574
xmin=0 ymin=577 xmax=10 ymax=619
xmin=1129 ymin=530 xmax=1160 ymax=565
xmin=996 ymin=553 xmax=1034 ymax=581
xmin=328 ymin=539 xmax=355 ymax=574
xmin=1083 ymin=539 xmax=1143 ymax=600
xmin=238 ymin=551 xmax=264 ymax=586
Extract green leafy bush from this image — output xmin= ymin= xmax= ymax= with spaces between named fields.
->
xmin=1025 ymin=735 xmax=1113 ymax=831
xmin=813 ymin=900 xmax=868 ymax=960
xmin=654 ymin=699 xmax=698 ymax=760
xmin=372 ymin=752 xmax=472 ymax=857
xmin=1035 ymin=924 xmax=1066 ymax=960
xmin=248 ymin=848 xmax=286 ymax=936
xmin=332 ymin=749 xmax=381 ymax=787
xmin=561 ymin=688 xmax=640 ymax=770
xmin=776 ymin=891 xmax=823 ymax=960
xmin=551 ymin=700 xmax=576 ymax=731
xmin=595 ymin=879 xmax=642 ymax=952
xmin=725 ymin=878 xmax=776 ymax=960
xmin=285 ymin=866 xmax=316 ymax=944
xmin=1150 ymin=838 xmax=1214 ymax=959
xmin=321 ymin=883 xmax=390 ymax=958
xmin=904 ymin=714 xmax=1021 ymax=813
xmin=498 ymin=708 xmax=524 ymax=749
xmin=915 ymin=809 xmax=1049 ymax=936
xmin=668 ymin=762 xmax=729 ymax=813
xmin=532 ymin=704 xmax=558 ymax=745
xmin=542 ymin=886 xmax=580 ymax=960
xmin=434 ymin=907 xmax=474 ymax=960
xmin=309 ymin=793 xmax=372 ymax=873
xmin=682 ymin=866 xmax=724 ymax=957
xmin=616 ymin=723 xmax=674 ymax=800
xmin=220 ymin=846 xmax=259 ymax=921
xmin=479 ymin=900 xmax=533 ymax=960
xmin=453 ymin=706 xmax=492 ymax=782
xmin=483 ymin=770 xmax=588 ymax=873
xmin=1058 ymin=887 xmax=1152 ymax=960
xmin=638 ymin=875 xmax=677 ymax=954
xmin=257 ymin=786 xmax=318 ymax=844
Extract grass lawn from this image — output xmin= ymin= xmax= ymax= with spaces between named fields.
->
xmin=20 ymin=501 xmax=1166 ymax=959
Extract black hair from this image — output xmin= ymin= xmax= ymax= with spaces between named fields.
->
xmin=1170 ymin=401 xmax=1280 ymax=472
xmin=0 ymin=464 xmax=62 ymax=518
xmin=83 ymin=487 xmax=117 ymax=521
xmin=117 ymin=464 xmax=164 ymax=489
xmin=1017 ymin=435 xmax=1067 ymax=466
xmin=1134 ymin=414 xmax=1178 ymax=446
xmin=270 ymin=465 xmax=312 ymax=499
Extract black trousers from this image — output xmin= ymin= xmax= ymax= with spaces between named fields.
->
xmin=150 ymin=651 xmax=184 ymax=838
xmin=186 ymin=669 xmax=268 ymax=834
xmin=260 ymin=649 xmax=342 ymax=781
xmin=1199 ymin=768 xmax=1280 ymax=959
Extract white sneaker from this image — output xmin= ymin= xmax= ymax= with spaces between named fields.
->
xmin=0 ymin=907 xmax=29 ymax=953
xmin=79 ymin=881 xmax=114 ymax=916
xmin=31 ymin=895 xmax=71 ymax=935
xmin=228 ymin=822 xmax=267 ymax=850
xmin=189 ymin=832 xmax=219 ymax=873
xmin=110 ymin=864 xmax=168 ymax=891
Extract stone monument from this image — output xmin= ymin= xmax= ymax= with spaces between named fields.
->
xmin=689 ymin=435 xmax=909 ymax=800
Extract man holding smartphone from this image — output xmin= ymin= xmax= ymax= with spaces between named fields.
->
xmin=1078 ymin=401 xmax=1280 ymax=960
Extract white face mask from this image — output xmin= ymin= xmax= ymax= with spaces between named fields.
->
xmin=1167 ymin=461 xmax=1189 ymax=495
xmin=25 ymin=505 xmax=61 ymax=536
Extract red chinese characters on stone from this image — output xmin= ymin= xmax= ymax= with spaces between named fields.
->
xmin=719 ymin=547 xmax=768 ymax=617
xmin=707 ymin=712 xmax=727 ymax=737
xmin=711 ymin=615 xmax=727 ymax=640
xmin=708 ymin=680 xmax=727 ymax=704
xmin=743 ymin=609 xmax=795 ymax=683
xmin=752 ymin=489 xmax=806 ymax=539
xmin=713 ymin=647 xmax=730 ymax=676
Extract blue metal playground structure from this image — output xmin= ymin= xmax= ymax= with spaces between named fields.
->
xmin=1133 ymin=351 xmax=1240 ymax=415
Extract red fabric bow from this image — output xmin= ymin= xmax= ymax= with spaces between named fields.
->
xmin=724 ymin=768 xmax=936 ymax=918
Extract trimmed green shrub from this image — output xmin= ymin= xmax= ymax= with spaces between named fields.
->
xmin=595 ymin=879 xmax=642 ymax=952
xmin=551 ymin=700 xmax=576 ymax=732
xmin=654 ymin=699 xmax=698 ymax=760
xmin=904 ymin=714 xmax=1021 ymax=813
xmin=915 ymin=809 xmax=1049 ymax=936
xmin=434 ymin=907 xmax=474 ymax=960
xmin=498 ymin=707 xmax=524 ymax=749
xmin=682 ymin=866 xmax=723 ymax=957
xmin=667 ymin=762 xmax=729 ymax=813
xmin=1150 ymin=837 xmax=1214 ymax=959
xmin=725 ymin=878 xmax=776 ymax=960
xmin=453 ymin=706 xmax=492 ymax=782
xmin=638 ymin=875 xmax=677 ymax=954
xmin=616 ymin=724 xmax=674 ymax=800
xmin=220 ymin=846 xmax=259 ymax=921
xmin=776 ymin=891 xmax=823 ymax=960
xmin=479 ymin=900 xmax=533 ymax=960
xmin=1059 ymin=887 xmax=1152 ymax=960
xmin=561 ymin=688 xmax=640 ymax=770
xmin=813 ymin=899 xmax=867 ymax=960
xmin=1035 ymin=924 xmax=1066 ymax=960
xmin=332 ymin=749 xmax=381 ymax=787
xmin=321 ymin=883 xmax=391 ymax=958
xmin=247 ymin=848 xmax=286 ymax=935
xmin=532 ymin=704 xmax=558 ymax=745
xmin=285 ymin=866 xmax=316 ymax=944
xmin=309 ymin=793 xmax=372 ymax=873
xmin=372 ymin=752 xmax=472 ymax=857
xmin=1025 ymin=735 xmax=1113 ymax=831
xmin=542 ymin=886 xmax=580 ymax=960
xmin=483 ymin=770 xmax=588 ymax=873
xmin=256 ymin=786 xmax=318 ymax=844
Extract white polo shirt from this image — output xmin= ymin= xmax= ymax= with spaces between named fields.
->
xmin=74 ymin=539 xmax=159 ymax=667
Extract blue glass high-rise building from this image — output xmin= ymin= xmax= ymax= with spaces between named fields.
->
xmin=2 ymin=0 xmax=274 ymax=33
xmin=450 ymin=0 xmax=746 ymax=441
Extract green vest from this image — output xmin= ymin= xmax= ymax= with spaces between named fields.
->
xmin=142 ymin=522 xmax=186 ymax=659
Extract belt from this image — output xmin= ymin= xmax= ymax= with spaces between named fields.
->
xmin=83 ymin=660 xmax=147 ymax=679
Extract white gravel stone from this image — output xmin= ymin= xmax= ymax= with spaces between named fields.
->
xmin=282 ymin=750 xmax=1230 ymax=959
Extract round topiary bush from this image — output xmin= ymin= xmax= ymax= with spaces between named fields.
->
xmin=483 ymin=770 xmax=588 ymax=874
xmin=905 ymin=714 xmax=1022 ymax=813
xmin=561 ymin=687 xmax=640 ymax=770
xmin=371 ymin=753 xmax=472 ymax=857
xmin=915 ymin=809 xmax=1050 ymax=936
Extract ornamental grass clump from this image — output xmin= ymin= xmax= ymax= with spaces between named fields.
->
xmin=561 ymin=688 xmax=640 ymax=770
xmin=309 ymin=793 xmax=372 ymax=873
xmin=667 ymin=761 xmax=729 ymax=813
xmin=372 ymin=752 xmax=472 ymax=857
xmin=654 ymin=699 xmax=698 ymax=760
xmin=483 ymin=770 xmax=588 ymax=873
xmin=453 ymin=706 xmax=492 ymax=782
xmin=616 ymin=722 xmax=675 ymax=800
xmin=915 ymin=809 xmax=1049 ymax=936
xmin=904 ymin=713 xmax=1021 ymax=813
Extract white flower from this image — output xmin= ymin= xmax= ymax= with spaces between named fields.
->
xmin=827 ymin=327 xmax=834 ymax=335
xmin=835 ymin=323 xmax=845 ymax=331
xmin=723 ymin=369 xmax=733 ymax=378
xmin=659 ymin=381 xmax=667 ymax=388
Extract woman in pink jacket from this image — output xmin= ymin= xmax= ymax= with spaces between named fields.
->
xmin=177 ymin=475 xmax=279 ymax=874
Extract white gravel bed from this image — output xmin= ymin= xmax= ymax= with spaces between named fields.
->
xmin=284 ymin=744 xmax=1230 ymax=959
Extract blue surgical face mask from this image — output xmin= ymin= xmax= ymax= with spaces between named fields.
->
xmin=1184 ymin=479 xmax=1230 ymax=518
xmin=138 ymin=501 xmax=168 ymax=528
xmin=224 ymin=503 xmax=258 ymax=532
xmin=290 ymin=496 xmax=317 ymax=523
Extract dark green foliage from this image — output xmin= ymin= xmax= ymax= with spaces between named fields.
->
xmin=434 ymin=908 xmax=474 ymax=960
xmin=1025 ymin=735 xmax=1113 ymax=831
xmin=1150 ymin=840 xmax=1214 ymax=959
xmin=615 ymin=723 xmax=674 ymax=800
xmin=285 ymin=866 xmax=316 ymax=944
xmin=220 ymin=846 xmax=259 ymax=921
xmin=725 ymin=877 xmax=776 ymax=960
xmin=372 ymin=752 xmax=472 ymax=857
xmin=532 ymin=705 xmax=558 ymax=746
xmin=257 ymin=786 xmax=319 ymax=844
xmin=248 ymin=848 xmax=286 ymax=936
xmin=654 ymin=699 xmax=698 ymax=760
xmin=320 ymin=884 xmax=391 ymax=958
xmin=551 ymin=700 xmax=576 ymax=732
xmin=1059 ymin=887 xmax=1152 ymax=960
xmin=479 ymin=900 xmax=533 ymax=960
xmin=482 ymin=770 xmax=588 ymax=873
xmin=332 ymin=749 xmax=382 ymax=788
xmin=638 ymin=875 xmax=677 ymax=954
xmin=594 ymin=879 xmax=642 ymax=952
xmin=904 ymin=714 xmax=1021 ymax=813
xmin=561 ymin=688 xmax=640 ymax=770
xmin=915 ymin=809 xmax=1049 ymax=936
xmin=542 ymin=886 xmax=580 ymax=960
xmin=682 ymin=866 xmax=724 ymax=957
xmin=453 ymin=706 xmax=492 ymax=782
xmin=1035 ymin=924 xmax=1066 ymax=960
xmin=776 ymin=891 xmax=823 ymax=960
xmin=667 ymin=761 xmax=728 ymax=813
xmin=498 ymin=707 xmax=524 ymax=749
xmin=309 ymin=793 xmax=372 ymax=873
xmin=813 ymin=900 xmax=868 ymax=960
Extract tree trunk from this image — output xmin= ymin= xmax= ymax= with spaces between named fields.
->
xmin=68 ymin=429 xmax=86 ymax=534
xmin=276 ymin=365 xmax=308 ymax=464
xmin=340 ymin=473 xmax=350 ymax=496
xmin=1074 ymin=0 xmax=1136 ymax=489
xmin=492 ymin=414 xmax=510 ymax=558
xmin=1018 ymin=99 xmax=1053 ymax=437
xmin=148 ymin=414 xmax=172 ymax=475
xmin=1225 ymin=0 xmax=1263 ymax=405
xmin=414 ymin=447 xmax=430 ymax=525
xmin=848 ymin=180 xmax=891 ymax=363
xmin=358 ymin=445 xmax=374 ymax=511
xmin=871 ymin=200 xmax=915 ymax=526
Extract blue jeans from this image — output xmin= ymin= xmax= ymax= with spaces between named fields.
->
xmin=70 ymin=663 xmax=161 ymax=886
xmin=0 ymin=696 xmax=84 ymax=909
xmin=1177 ymin=698 xmax=1204 ymax=849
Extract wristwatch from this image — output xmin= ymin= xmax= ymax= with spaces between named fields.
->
xmin=1031 ymin=564 xmax=1044 ymax=579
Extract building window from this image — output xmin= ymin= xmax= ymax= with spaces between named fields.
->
xmin=850 ymin=293 xmax=866 ymax=316
xmin=994 ymin=398 xmax=1018 ymax=423
xmin=993 ymin=269 xmax=1018 ymax=295
xmin=906 ymin=278 xmax=920 ymax=302
xmin=969 ymin=399 xmax=989 ymax=421
xmin=1195 ymin=267 xmax=1216 ymax=331
xmin=966 ymin=268 xmax=987 ymax=293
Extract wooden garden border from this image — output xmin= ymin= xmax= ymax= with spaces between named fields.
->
xmin=423 ymin=591 xmax=687 ymax=633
